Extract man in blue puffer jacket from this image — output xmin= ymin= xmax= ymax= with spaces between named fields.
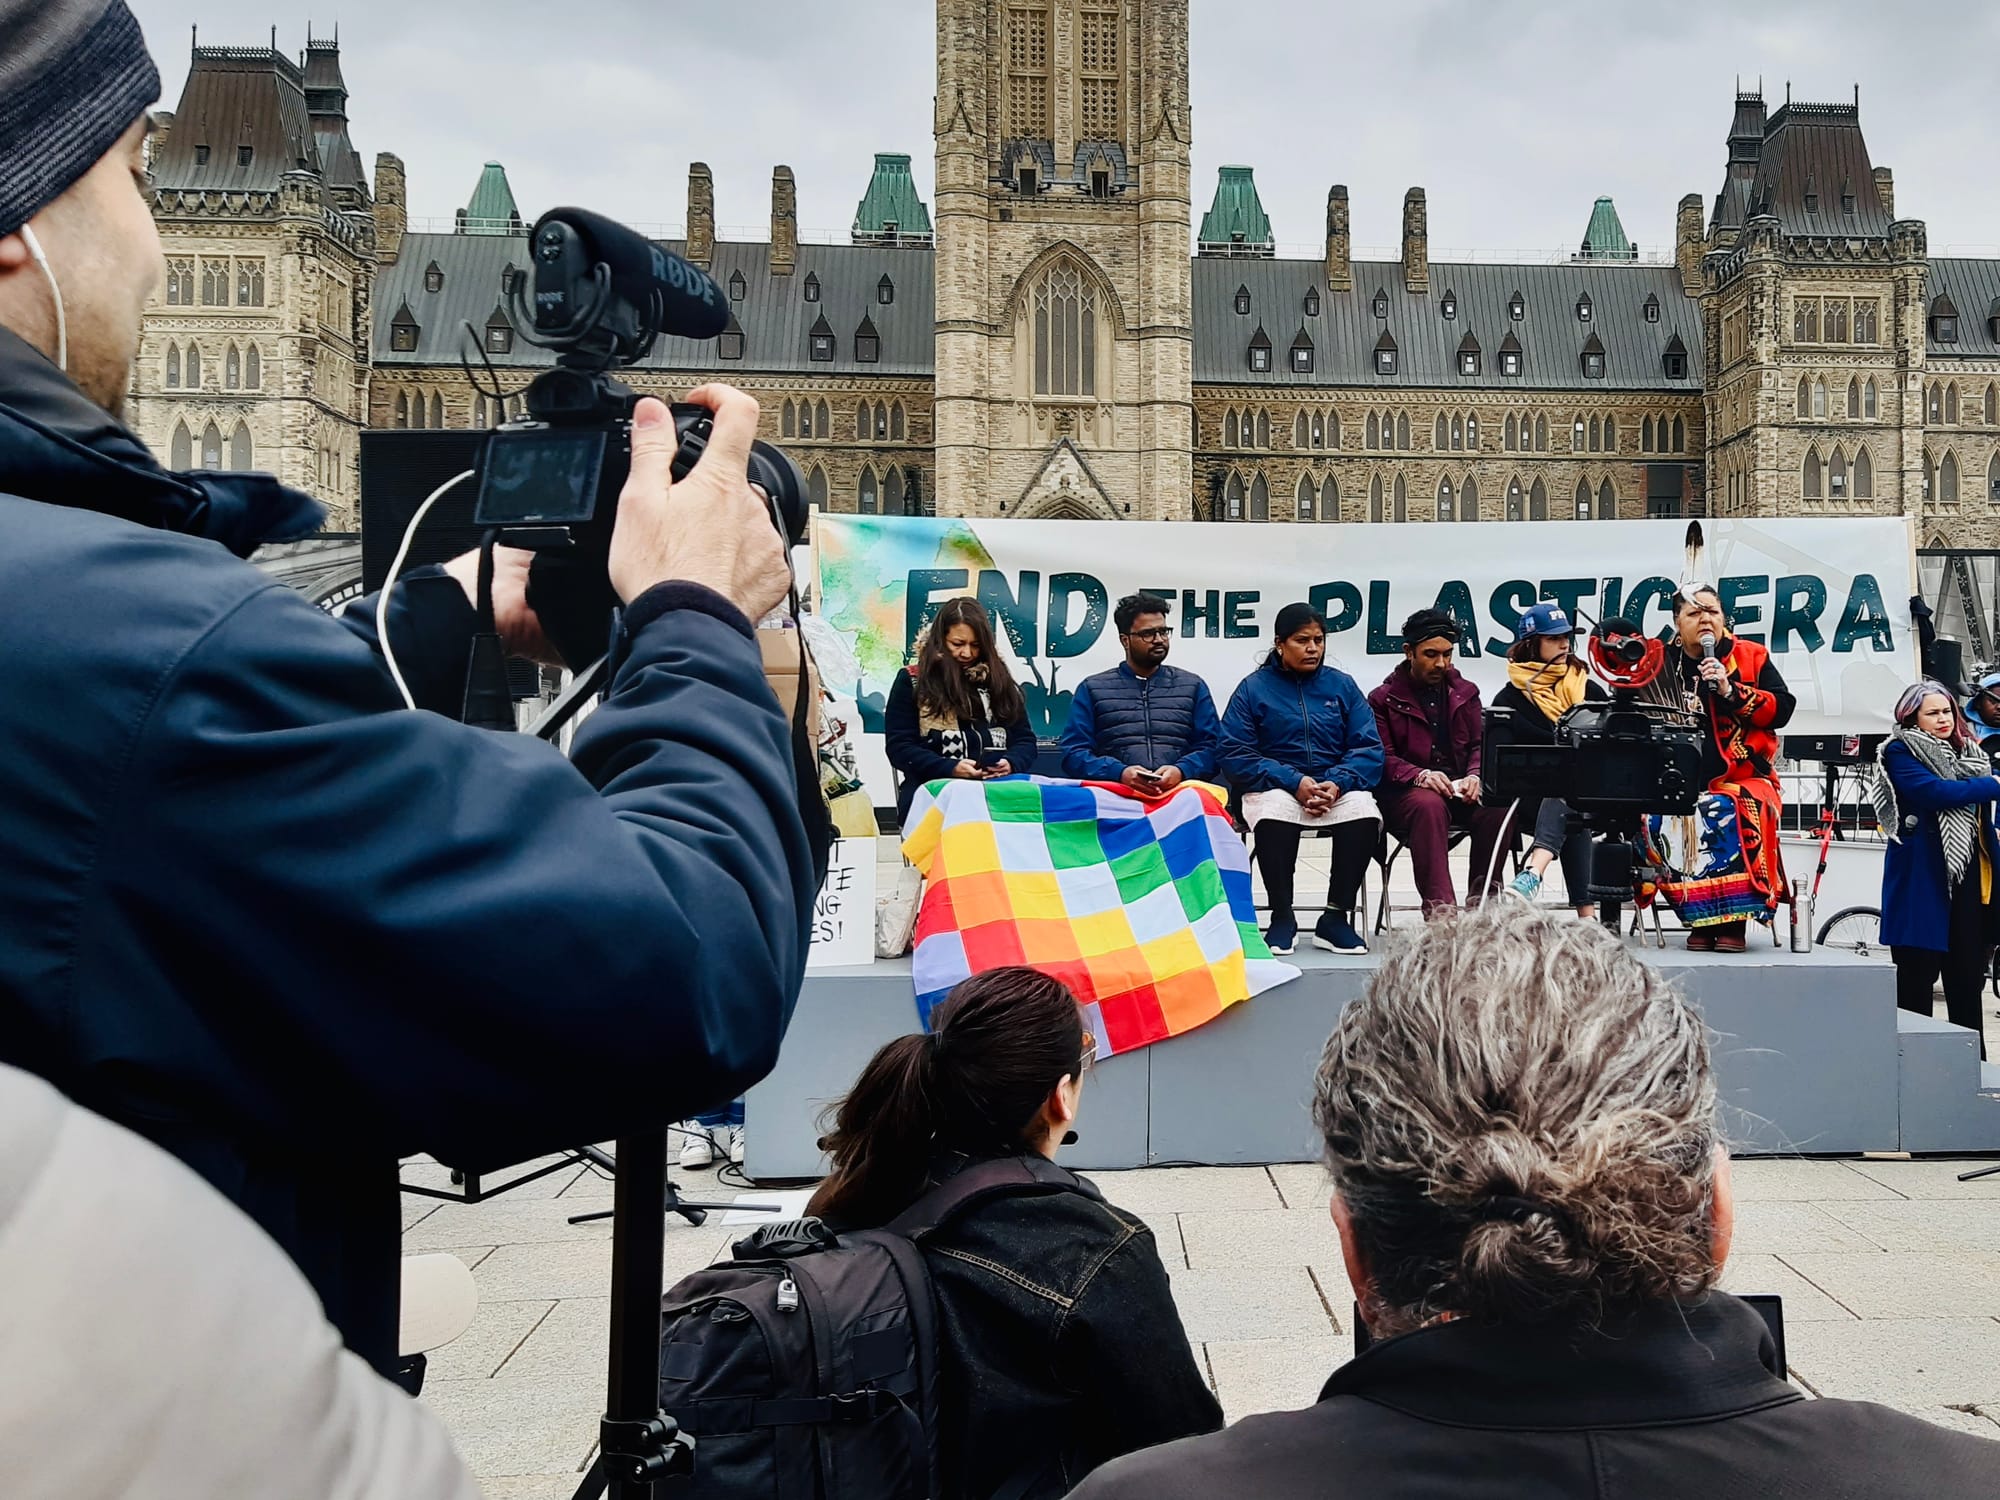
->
xmin=1061 ymin=593 xmax=1222 ymax=793
xmin=0 ymin=0 xmax=817 ymax=1381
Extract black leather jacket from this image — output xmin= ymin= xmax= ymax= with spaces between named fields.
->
xmin=909 ymin=1155 xmax=1221 ymax=1499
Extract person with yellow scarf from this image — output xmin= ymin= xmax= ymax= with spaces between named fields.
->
xmin=1491 ymin=605 xmax=1608 ymax=916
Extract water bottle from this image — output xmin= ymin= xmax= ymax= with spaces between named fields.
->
xmin=1789 ymin=877 xmax=1814 ymax=953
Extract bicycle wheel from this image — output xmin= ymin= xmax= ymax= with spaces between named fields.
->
xmin=1816 ymin=906 xmax=1891 ymax=961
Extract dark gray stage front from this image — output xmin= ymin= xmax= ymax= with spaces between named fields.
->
xmin=745 ymin=946 xmax=2000 ymax=1179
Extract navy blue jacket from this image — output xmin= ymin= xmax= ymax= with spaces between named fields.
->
xmin=1879 ymin=740 xmax=2000 ymax=952
xmin=1219 ymin=658 xmax=1385 ymax=794
xmin=0 ymin=329 xmax=815 ymax=1375
xmin=1060 ymin=662 xmax=1221 ymax=783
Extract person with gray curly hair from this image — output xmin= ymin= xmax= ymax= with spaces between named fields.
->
xmin=1071 ymin=904 xmax=1996 ymax=1500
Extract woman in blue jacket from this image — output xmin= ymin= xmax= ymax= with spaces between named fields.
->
xmin=1220 ymin=603 xmax=1384 ymax=957
xmin=1874 ymin=680 xmax=2000 ymax=1058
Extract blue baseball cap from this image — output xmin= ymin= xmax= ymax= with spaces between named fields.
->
xmin=1515 ymin=603 xmax=1575 ymax=641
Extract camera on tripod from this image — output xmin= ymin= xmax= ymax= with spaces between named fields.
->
xmin=470 ymin=207 xmax=811 ymax=669
xmin=1483 ymin=618 xmax=1708 ymax=930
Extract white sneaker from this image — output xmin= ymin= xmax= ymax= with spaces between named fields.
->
xmin=727 ymin=1125 xmax=746 ymax=1166
xmin=678 ymin=1125 xmax=717 ymax=1170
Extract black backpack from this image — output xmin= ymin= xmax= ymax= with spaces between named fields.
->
xmin=657 ymin=1155 xmax=1088 ymax=1500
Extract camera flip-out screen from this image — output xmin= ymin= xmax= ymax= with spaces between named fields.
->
xmin=475 ymin=427 xmax=607 ymax=526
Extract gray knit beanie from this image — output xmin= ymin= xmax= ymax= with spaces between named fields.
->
xmin=0 ymin=0 xmax=160 ymax=237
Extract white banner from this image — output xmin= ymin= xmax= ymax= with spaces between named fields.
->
xmin=811 ymin=516 xmax=1919 ymax=807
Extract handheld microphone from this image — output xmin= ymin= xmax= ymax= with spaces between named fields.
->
xmin=529 ymin=206 xmax=729 ymax=344
xmin=1699 ymin=630 xmax=1717 ymax=661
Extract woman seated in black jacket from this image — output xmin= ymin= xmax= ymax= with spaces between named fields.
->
xmin=884 ymin=596 xmax=1039 ymax=827
xmin=806 ymin=968 xmax=1220 ymax=1500
xmin=1494 ymin=604 xmax=1607 ymax=917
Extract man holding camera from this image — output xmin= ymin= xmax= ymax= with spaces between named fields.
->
xmin=0 ymin=0 xmax=815 ymax=1382
xmin=1060 ymin=592 xmax=1222 ymax=794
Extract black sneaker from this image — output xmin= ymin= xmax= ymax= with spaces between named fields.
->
xmin=1264 ymin=917 xmax=1297 ymax=956
xmin=1313 ymin=913 xmax=1369 ymax=955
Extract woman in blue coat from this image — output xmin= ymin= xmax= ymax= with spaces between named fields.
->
xmin=1220 ymin=603 xmax=1384 ymax=958
xmin=1874 ymin=680 xmax=2000 ymax=1058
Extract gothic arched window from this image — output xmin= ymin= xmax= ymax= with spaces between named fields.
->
xmin=1296 ymin=473 xmax=1316 ymax=521
xmin=1437 ymin=476 xmax=1455 ymax=522
xmin=1575 ymin=478 xmax=1592 ymax=520
xmin=245 ymin=344 xmax=261 ymax=388
xmin=1033 ymin=258 xmax=1097 ymax=397
xmin=859 ymin=468 xmax=878 ymax=514
xmin=1250 ymin=473 xmax=1270 ymax=521
xmin=165 ymin=344 xmax=180 ymax=388
xmin=1369 ymin=475 xmax=1384 ymax=523
xmin=1393 ymin=475 xmax=1407 ymax=523
xmin=185 ymin=343 xmax=202 ymax=389
xmin=231 ymin=422 xmax=253 ymax=472
xmin=1803 ymin=446 xmax=1823 ymax=500
xmin=1598 ymin=478 xmax=1615 ymax=519
xmin=170 ymin=420 xmax=192 ymax=470
xmin=1855 ymin=446 xmax=1874 ymax=499
xmin=1529 ymin=478 xmax=1548 ymax=520
xmin=1461 ymin=474 xmax=1479 ymax=520
xmin=200 ymin=421 xmax=223 ymax=470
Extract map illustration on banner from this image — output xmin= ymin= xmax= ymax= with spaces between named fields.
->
xmin=813 ymin=515 xmax=1917 ymax=807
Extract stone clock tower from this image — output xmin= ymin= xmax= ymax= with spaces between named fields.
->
xmin=933 ymin=0 xmax=1195 ymax=520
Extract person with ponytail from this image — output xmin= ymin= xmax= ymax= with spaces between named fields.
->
xmin=884 ymin=597 xmax=1039 ymax=827
xmin=1875 ymin=681 xmax=2000 ymax=1059
xmin=807 ymin=967 xmax=1218 ymax=1498
xmin=1493 ymin=604 xmax=1608 ymax=916
xmin=1072 ymin=905 xmax=1999 ymax=1500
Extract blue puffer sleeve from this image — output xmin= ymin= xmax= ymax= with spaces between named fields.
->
xmin=98 ymin=578 xmax=814 ymax=1170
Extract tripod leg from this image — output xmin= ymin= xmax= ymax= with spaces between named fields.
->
xmin=569 ymin=1452 xmax=607 ymax=1500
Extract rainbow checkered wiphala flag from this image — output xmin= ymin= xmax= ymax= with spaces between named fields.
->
xmin=902 ymin=777 xmax=1300 ymax=1057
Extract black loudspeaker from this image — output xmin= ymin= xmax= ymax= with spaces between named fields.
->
xmin=1924 ymin=636 xmax=1966 ymax=695
xmin=358 ymin=428 xmax=543 ymax=701
xmin=358 ymin=429 xmax=490 ymax=591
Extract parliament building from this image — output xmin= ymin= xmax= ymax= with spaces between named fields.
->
xmin=130 ymin=5 xmax=2000 ymax=553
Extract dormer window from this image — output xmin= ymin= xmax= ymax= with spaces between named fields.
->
xmin=1581 ymin=331 xmax=1606 ymax=379
xmin=1019 ymin=166 xmax=1038 ymax=195
xmin=1663 ymin=333 xmax=1689 ymax=380
xmin=500 ymin=265 xmax=517 ymax=296
xmin=1290 ymin=329 xmax=1315 ymax=374
xmin=803 ymin=273 xmax=821 ymax=303
xmin=1643 ymin=294 xmax=1660 ymax=323
xmin=194 ymin=144 xmax=210 ymax=165
xmin=1576 ymin=293 xmax=1593 ymax=322
xmin=391 ymin=321 xmax=418 ymax=353
xmin=728 ymin=270 xmax=747 ymax=302
xmin=1372 ymin=289 xmax=1389 ymax=320
xmin=1440 ymin=290 xmax=1457 ymax=320
xmin=809 ymin=312 xmax=835 ymax=362
xmin=718 ymin=317 xmax=744 ymax=361
xmin=1248 ymin=324 xmax=1272 ymax=373
xmin=1234 ymin=285 xmax=1251 ymax=316
xmin=424 ymin=262 xmax=444 ymax=294
xmin=1304 ymin=288 xmax=1320 ymax=317
xmin=1804 ymin=181 xmax=1819 ymax=214
xmin=1090 ymin=169 xmax=1111 ymax=197
xmin=855 ymin=314 xmax=881 ymax=363
xmin=878 ymin=274 xmax=895 ymax=306
xmin=1931 ymin=295 xmax=1961 ymax=344
xmin=484 ymin=306 xmax=513 ymax=355
xmin=237 ymin=144 xmax=252 ymax=167
xmin=1374 ymin=330 xmax=1398 ymax=376
xmin=1509 ymin=291 xmax=1525 ymax=321
xmin=1457 ymin=332 xmax=1481 ymax=377
xmin=1842 ymin=187 xmax=1856 ymax=215
xmin=1500 ymin=349 xmax=1521 ymax=376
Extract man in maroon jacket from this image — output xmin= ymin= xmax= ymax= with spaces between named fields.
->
xmin=1368 ymin=609 xmax=1516 ymax=911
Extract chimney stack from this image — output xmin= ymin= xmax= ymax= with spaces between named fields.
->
xmin=1675 ymin=193 xmax=1705 ymax=297
xmin=686 ymin=162 xmax=716 ymax=270
xmin=373 ymin=151 xmax=406 ymax=266
xmin=1401 ymin=187 xmax=1428 ymax=294
xmin=1873 ymin=166 xmax=1895 ymax=220
xmin=1325 ymin=185 xmax=1351 ymax=293
xmin=769 ymin=166 xmax=797 ymax=276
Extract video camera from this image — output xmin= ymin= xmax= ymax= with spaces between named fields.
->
xmin=470 ymin=207 xmax=810 ymax=672
xmin=1483 ymin=618 xmax=1708 ymax=930
xmin=1484 ymin=619 xmax=1705 ymax=817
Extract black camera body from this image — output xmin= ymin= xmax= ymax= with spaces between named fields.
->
xmin=465 ymin=208 xmax=808 ymax=669
xmin=1484 ymin=696 xmax=1705 ymax=817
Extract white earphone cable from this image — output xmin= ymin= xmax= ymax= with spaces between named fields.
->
xmin=20 ymin=225 xmax=67 ymax=371
xmin=377 ymin=471 xmax=476 ymax=710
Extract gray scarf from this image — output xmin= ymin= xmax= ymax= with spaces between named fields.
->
xmin=1873 ymin=728 xmax=1991 ymax=890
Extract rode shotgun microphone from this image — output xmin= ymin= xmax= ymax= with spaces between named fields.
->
xmin=524 ymin=207 xmax=729 ymax=363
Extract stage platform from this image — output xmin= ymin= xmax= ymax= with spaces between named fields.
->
xmin=745 ymin=942 xmax=2000 ymax=1179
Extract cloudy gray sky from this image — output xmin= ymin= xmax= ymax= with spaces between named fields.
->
xmin=131 ymin=1 xmax=2000 ymax=258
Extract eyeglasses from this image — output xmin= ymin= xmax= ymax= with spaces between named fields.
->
xmin=1079 ymin=1031 xmax=1098 ymax=1073
xmin=1125 ymin=628 xmax=1173 ymax=642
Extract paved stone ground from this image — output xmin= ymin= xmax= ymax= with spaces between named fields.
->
xmin=407 ymin=1150 xmax=2000 ymax=1497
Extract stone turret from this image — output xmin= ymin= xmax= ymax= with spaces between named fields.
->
xmin=770 ymin=165 xmax=797 ymax=275
xmin=1324 ymin=185 xmax=1351 ymax=292
xmin=686 ymin=162 xmax=715 ymax=269
xmin=372 ymin=151 xmax=405 ymax=265
xmin=1401 ymin=187 xmax=1428 ymax=294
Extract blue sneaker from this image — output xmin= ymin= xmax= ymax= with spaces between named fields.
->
xmin=1508 ymin=869 xmax=1543 ymax=902
xmin=1313 ymin=912 xmax=1368 ymax=955
xmin=1264 ymin=917 xmax=1297 ymax=956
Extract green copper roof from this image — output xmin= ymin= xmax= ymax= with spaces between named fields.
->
xmin=459 ymin=161 xmax=521 ymax=236
xmin=852 ymin=154 xmax=933 ymax=241
xmin=1579 ymin=195 xmax=1636 ymax=260
xmin=1199 ymin=166 xmax=1273 ymax=248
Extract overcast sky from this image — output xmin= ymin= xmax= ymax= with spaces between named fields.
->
xmin=131 ymin=1 xmax=2000 ymax=258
